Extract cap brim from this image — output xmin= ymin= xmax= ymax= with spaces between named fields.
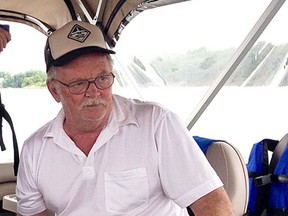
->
xmin=51 ymin=46 xmax=115 ymax=67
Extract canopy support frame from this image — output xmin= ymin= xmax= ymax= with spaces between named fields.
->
xmin=186 ymin=0 xmax=286 ymax=130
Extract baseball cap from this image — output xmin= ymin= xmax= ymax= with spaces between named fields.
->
xmin=45 ymin=20 xmax=115 ymax=72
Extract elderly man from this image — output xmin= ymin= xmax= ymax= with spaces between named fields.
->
xmin=16 ymin=20 xmax=235 ymax=216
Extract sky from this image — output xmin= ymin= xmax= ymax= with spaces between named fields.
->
xmin=115 ymin=0 xmax=283 ymax=60
xmin=0 ymin=21 xmax=47 ymax=74
xmin=1 ymin=0 xmax=287 ymax=74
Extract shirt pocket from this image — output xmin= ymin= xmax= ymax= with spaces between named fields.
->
xmin=104 ymin=167 xmax=149 ymax=214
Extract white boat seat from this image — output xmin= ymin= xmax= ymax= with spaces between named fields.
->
xmin=0 ymin=162 xmax=16 ymax=200
xmin=205 ymin=141 xmax=249 ymax=216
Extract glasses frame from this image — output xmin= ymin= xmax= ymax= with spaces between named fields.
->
xmin=53 ymin=72 xmax=115 ymax=95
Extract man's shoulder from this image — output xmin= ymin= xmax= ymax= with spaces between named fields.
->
xmin=114 ymin=94 xmax=168 ymax=111
xmin=24 ymin=109 xmax=63 ymax=144
xmin=23 ymin=118 xmax=55 ymax=148
xmin=112 ymin=94 xmax=174 ymax=124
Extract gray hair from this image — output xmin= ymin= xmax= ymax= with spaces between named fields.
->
xmin=46 ymin=65 xmax=56 ymax=81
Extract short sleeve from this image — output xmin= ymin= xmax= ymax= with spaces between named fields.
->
xmin=16 ymin=142 xmax=46 ymax=215
xmin=155 ymin=111 xmax=223 ymax=207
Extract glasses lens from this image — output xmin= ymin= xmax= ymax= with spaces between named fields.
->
xmin=69 ymin=80 xmax=89 ymax=94
xmin=95 ymin=74 xmax=114 ymax=90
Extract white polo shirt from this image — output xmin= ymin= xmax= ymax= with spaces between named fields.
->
xmin=16 ymin=94 xmax=222 ymax=216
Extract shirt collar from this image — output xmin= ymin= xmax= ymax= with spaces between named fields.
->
xmin=43 ymin=95 xmax=139 ymax=155
xmin=108 ymin=94 xmax=139 ymax=128
xmin=44 ymin=94 xmax=139 ymax=139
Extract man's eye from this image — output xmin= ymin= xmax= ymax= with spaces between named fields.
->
xmin=70 ymin=81 xmax=86 ymax=87
xmin=99 ymin=76 xmax=108 ymax=81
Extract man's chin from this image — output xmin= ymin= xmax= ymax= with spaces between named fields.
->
xmin=80 ymin=111 xmax=107 ymax=123
xmin=81 ymin=115 xmax=104 ymax=122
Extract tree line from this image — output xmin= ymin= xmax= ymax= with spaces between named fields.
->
xmin=149 ymin=41 xmax=288 ymax=86
xmin=0 ymin=70 xmax=46 ymax=88
xmin=2 ymin=40 xmax=288 ymax=88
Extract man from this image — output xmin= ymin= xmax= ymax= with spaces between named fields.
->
xmin=0 ymin=24 xmax=11 ymax=53
xmin=16 ymin=20 xmax=235 ymax=216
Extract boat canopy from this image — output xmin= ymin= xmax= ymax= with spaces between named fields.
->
xmin=0 ymin=0 xmax=188 ymax=47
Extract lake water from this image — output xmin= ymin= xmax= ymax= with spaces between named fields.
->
xmin=0 ymin=88 xmax=61 ymax=162
xmin=1 ymin=87 xmax=288 ymax=162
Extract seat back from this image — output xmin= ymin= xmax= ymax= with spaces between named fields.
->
xmin=270 ymin=133 xmax=288 ymax=173
xmin=0 ymin=162 xmax=16 ymax=200
xmin=205 ymin=141 xmax=249 ymax=216
xmin=246 ymin=135 xmax=288 ymax=215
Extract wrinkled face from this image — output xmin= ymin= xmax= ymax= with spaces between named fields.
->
xmin=47 ymin=53 xmax=114 ymax=125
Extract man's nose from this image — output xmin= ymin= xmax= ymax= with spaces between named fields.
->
xmin=85 ymin=81 xmax=100 ymax=97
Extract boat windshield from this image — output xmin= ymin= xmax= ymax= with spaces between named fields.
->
xmin=1 ymin=0 xmax=288 ymax=162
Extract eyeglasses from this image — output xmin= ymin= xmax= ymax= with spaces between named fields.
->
xmin=53 ymin=73 xmax=115 ymax=95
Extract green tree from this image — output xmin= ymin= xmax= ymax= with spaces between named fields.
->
xmin=1 ymin=70 xmax=46 ymax=88
xmin=22 ymin=70 xmax=46 ymax=88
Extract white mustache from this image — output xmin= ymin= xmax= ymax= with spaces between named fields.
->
xmin=80 ymin=98 xmax=107 ymax=109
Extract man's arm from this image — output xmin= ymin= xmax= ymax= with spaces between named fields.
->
xmin=189 ymin=187 xmax=235 ymax=216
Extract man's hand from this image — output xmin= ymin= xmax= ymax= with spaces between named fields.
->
xmin=0 ymin=26 xmax=11 ymax=53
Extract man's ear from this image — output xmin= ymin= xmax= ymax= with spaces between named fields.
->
xmin=47 ymin=80 xmax=61 ymax=103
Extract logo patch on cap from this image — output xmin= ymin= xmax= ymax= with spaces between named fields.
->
xmin=68 ymin=24 xmax=91 ymax=43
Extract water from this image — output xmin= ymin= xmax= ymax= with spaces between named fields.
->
xmin=0 ymin=88 xmax=61 ymax=162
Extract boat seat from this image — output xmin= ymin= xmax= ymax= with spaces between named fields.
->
xmin=0 ymin=162 xmax=16 ymax=200
xmin=270 ymin=132 xmax=288 ymax=173
xmin=187 ymin=140 xmax=249 ymax=216
xmin=206 ymin=141 xmax=249 ymax=215
xmin=0 ymin=162 xmax=16 ymax=214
